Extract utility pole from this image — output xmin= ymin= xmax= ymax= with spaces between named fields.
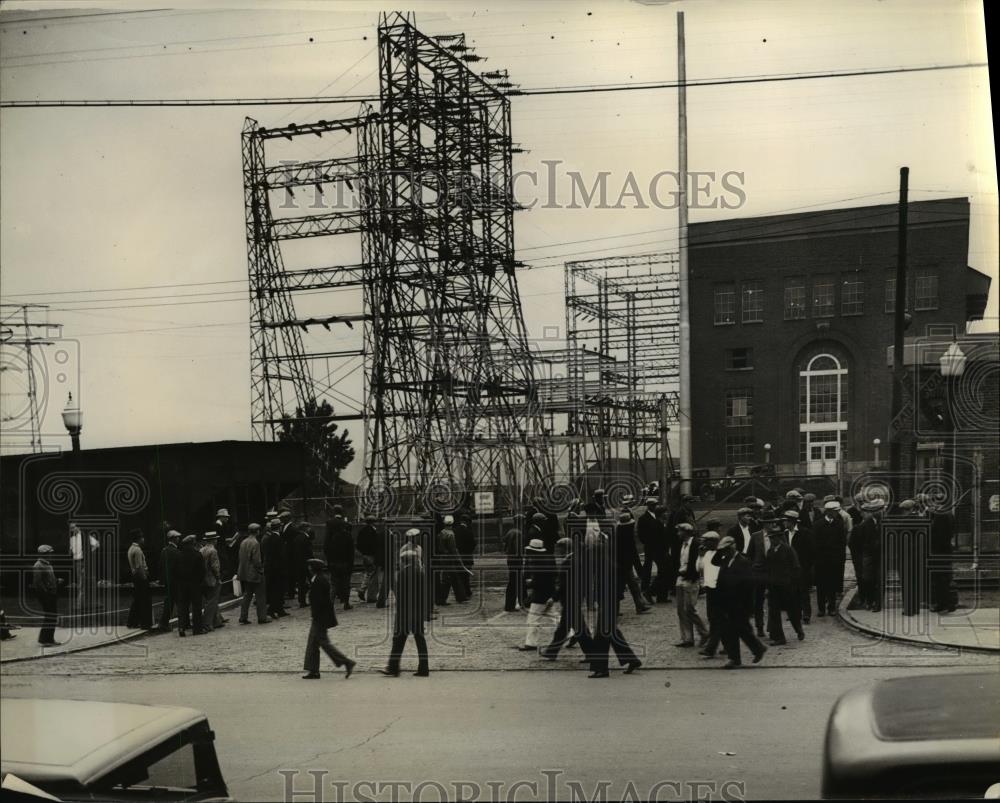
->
xmin=889 ymin=167 xmax=909 ymax=494
xmin=676 ymin=10 xmax=692 ymax=497
xmin=659 ymin=394 xmax=672 ymax=504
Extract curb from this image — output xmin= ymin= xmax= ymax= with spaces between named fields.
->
xmin=0 ymin=597 xmax=245 ymax=665
xmin=836 ymin=586 xmax=999 ymax=654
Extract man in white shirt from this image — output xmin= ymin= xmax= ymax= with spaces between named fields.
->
xmin=68 ymin=522 xmax=99 ymax=613
xmin=726 ymin=507 xmax=756 ymax=555
xmin=697 ymin=525 xmax=723 ymax=658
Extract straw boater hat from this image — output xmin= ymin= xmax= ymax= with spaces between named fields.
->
xmin=646 ymin=497 xmax=658 ymax=507
xmin=265 ymin=508 xmax=279 ymax=518
xmin=203 ymin=532 xmax=218 ymax=541
xmin=404 ymin=527 xmax=421 ymax=539
xmin=525 ymin=538 xmax=546 ymax=553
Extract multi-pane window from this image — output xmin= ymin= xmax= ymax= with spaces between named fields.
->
xmin=813 ymin=280 xmax=835 ymax=317
xmin=784 ymin=281 xmax=806 ymax=320
xmin=714 ymin=285 xmax=736 ymax=325
xmin=725 ymin=432 xmax=755 ymax=465
xmin=742 ymin=281 xmax=764 ymax=323
xmin=725 ymin=348 xmax=753 ymax=370
xmin=842 ymin=278 xmax=865 ymax=316
xmin=725 ymin=388 xmax=753 ymax=465
xmin=726 ymin=388 xmax=753 ymax=426
xmin=915 ymin=274 xmax=939 ymax=310
xmin=885 ymin=277 xmax=897 ymax=313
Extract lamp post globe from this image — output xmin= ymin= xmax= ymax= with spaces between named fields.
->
xmin=61 ymin=392 xmax=82 ymax=452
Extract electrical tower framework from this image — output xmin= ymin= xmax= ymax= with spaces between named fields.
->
xmin=244 ymin=12 xmax=553 ymax=514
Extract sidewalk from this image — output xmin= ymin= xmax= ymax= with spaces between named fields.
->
xmin=0 ymin=598 xmax=243 ymax=664
xmin=838 ymin=587 xmax=1000 ymax=653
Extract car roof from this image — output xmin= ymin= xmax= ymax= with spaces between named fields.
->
xmin=1 ymin=699 xmax=207 ymax=788
xmin=872 ymin=672 xmax=1000 ymax=741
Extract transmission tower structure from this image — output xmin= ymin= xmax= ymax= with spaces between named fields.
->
xmin=243 ymin=12 xmax=553 ymax=514
xmin=560 ymin=252 xmax=682 ymax=489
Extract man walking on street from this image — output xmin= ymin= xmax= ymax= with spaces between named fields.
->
xmin=784 ymin=510 xmax=815 ymax=624
xmin=503 ymin=514 xmax=525 ymax=612
xmin=33 ymin=545 xmax=61 ymax=646
xmin=238 ymin=523 xmax=269 ymax=625
xmin=638 ymin=497 xmax=668 ymax=604
xmin=302 ymin=559 xmax=356 ymax=680
xmin=674 ymin=522 xmax=709 ymax=648
xmin=200 ymin=532 xmax=223 ymax=631
xmin=697 ymin=525 xmax=723 ymax=658
xmin=715 ymin=535 xmax=766 ymax=668
xmin=381 ymin=537 xmax=430 ymax=677
xmin=765 ymin=521 xmax=804 ymax=644
xmin=126 ymin=529 xmax=152 ymax=630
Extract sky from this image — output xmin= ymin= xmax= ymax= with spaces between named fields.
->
xmin=0 ymin=0 xmax=996 ymax=480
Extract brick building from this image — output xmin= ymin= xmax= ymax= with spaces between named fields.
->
xmin=688 ymin=197 xmax=992 ymax=480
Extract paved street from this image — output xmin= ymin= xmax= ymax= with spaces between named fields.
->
xmin=3 ymin=585 xmax=997 ymax=800
xmin=3 ymin=665 xmax=993 ymax=801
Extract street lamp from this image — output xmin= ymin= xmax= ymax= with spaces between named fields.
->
xmin=873 ymin=438 xmax=881 ymax=465
xmin=763 ymin=443 xmax=771 ymax=465
xmin=61 ymin=392 xmax=82 ymax=453
xmin=939 ymin=341 xmax=966 ymax=516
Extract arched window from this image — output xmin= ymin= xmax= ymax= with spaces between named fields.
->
xmin=799 ymin=350 xmax=849 ymax=474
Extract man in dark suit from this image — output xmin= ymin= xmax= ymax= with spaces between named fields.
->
xmin=813 ymin=501 xmax=847 ymax=616
xmin=579 ymin=529 xmax=641 ymax=678
xmin=784 ymin=510 xmax=815 ymax=624
xmin=745 ymin=523 xmax=770 ymax=637
xmin=323 ymin=506 xmax=356 ymax=610
xmin=156 ymin=530 xmax=182 ymax=631
xmin=929 ymin=503 xmax=959 ymax=613
xmin=637 ymin=497 xmax=668 ymax=603
xmin=714 ymin=535 xmax=766 ymax=668
xmin=614 ymin=511 xmax=651 ymax=614
xmin=176 ymin=535 xmax=206 ymax=637
xmin=584 ymin=488 xmax=609 ymax=518
xmin=727 ymin=507 xmax=757 ymax=556
xmin=302 ymin=559 xmax=355 ymax=679
xmin=764 ymin=522 xmax=804 ymax=644
xmin=261 ymin=520 xmax=288 ymax=619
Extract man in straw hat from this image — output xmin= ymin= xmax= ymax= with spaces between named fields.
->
xmin=302 ymin=559 xmax=355 ymax=680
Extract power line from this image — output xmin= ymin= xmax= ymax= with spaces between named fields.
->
xmin=0 ymin=9 xmax=172 ymax=26
xmin=2 ymin=190 xmax=975 ymax=305
xmin=0 ymin=61 xmax=986 ymax=107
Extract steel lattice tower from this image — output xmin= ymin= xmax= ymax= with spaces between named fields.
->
xmin=243 ymin=12 xmax=552 ymax=513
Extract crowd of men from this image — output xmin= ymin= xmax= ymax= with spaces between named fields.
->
xmin=25 ymin=486 xmax=960 ymax=678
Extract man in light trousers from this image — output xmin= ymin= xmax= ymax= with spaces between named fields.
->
xmin=674 ymin=522 xmax=709 ymax=647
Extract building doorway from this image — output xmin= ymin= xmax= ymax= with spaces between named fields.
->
xmin=799 ymin=352 xmax=848 ymax=477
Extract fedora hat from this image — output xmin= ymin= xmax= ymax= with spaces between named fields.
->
xmin=525 ymin=538 xmax=546 ymax=553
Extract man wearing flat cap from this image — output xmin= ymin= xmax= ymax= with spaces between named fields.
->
xmin=638 ymin=497 xmax=668 ymax=604
xmin=200 ymin=533 xmax=223 ymax=631
xmin=302 ymin=559 xmax=355 ymax=680
xmin=784 ymin=509 xmax=815 ymax=624
xmin=155 ymin=530 xmax=183 ymax=632
xmin=812 ymin=501 xmax=847 ymax=616
xmin=856 ymin=498 xmax=886 ymax=611
xmin=177 ymin=535 xmax=207 ymax=636
xmin=714 ymin=535 xmax=766 ymax=668
xmin=33 ymin=545 xmax=61 ymax=645
xmin=674 ymin=522 xmax=708 ymax=648
xmin=764 ymin=519 xmax=804 ymax=644
xmin=237 ymin=524 xmax=269 ymax=625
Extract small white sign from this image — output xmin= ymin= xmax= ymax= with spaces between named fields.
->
xmin=474 ymin=491 xmax=494 ymax=515
xmin=989 ymin=494 xmax=1000 ymax=513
